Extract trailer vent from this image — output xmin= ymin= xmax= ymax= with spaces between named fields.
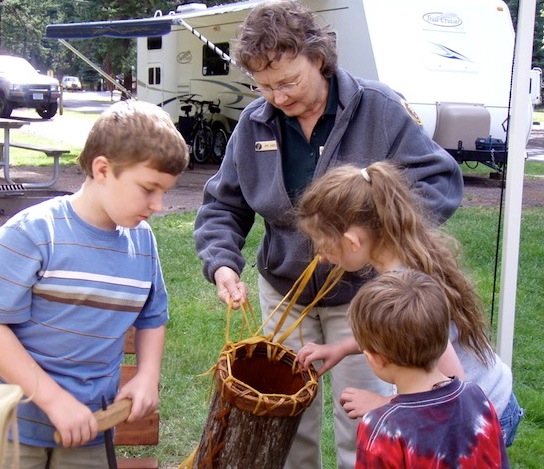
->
xmin=176 ymin=3 xmax=208 ymax=14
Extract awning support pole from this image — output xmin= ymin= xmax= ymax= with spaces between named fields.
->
xmin=58 ymin=38 xmax=134 ymax=98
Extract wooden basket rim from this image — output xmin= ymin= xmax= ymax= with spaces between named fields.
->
xmin=214 ymin=338 xmax=318 ymax=417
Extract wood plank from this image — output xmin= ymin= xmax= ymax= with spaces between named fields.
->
xmin=116 ymin=457 xmax=159 ymax=469
xmin=120 ymin=364 xmax=137 ymax=388
xmin=124 ymin=326 xmax=136 ymax=354
xmin=116 ymin=325 xmax=159 ymax=468
xmin=114 ymin=411 xmax=159 ymax=446
xmin=4 ymin=142 xmax=70 ymax=157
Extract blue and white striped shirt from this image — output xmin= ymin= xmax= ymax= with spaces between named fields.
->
xmin=0 ymin=195 xmax=168 ymax=446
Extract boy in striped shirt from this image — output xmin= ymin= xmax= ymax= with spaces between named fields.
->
xmin=0 ymin=99 xmax=188 ymax=467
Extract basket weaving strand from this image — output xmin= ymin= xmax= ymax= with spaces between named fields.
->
xmin=0 ymin=384 xmax=24 ymax=469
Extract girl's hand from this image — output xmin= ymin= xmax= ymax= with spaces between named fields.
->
xmin=296 ymin=342 xmax=344 ymax=377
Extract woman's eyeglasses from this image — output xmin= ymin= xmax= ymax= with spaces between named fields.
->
xmin=250 ymin=80 xmax=300 ymax=96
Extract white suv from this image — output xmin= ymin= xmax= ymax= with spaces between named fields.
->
xmin=62 ymin=76 xmax=82 ymax=91
xmin=0 ymin=55 xmax=60 ymax=119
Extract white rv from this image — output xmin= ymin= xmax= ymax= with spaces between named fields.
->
xmin=46 ymin=0 xmax=526 ymax=169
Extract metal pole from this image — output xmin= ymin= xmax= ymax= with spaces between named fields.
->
xmin=58 ymin=39 xmax=134 ymax=98
xmin=173 ymin=17 xmax=254 ymax=81
xmin=496 ymin=0 xmax=536 ymax=366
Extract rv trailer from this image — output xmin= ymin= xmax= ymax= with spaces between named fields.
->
xmin=46 ymin=0 xmax=529 ymax=169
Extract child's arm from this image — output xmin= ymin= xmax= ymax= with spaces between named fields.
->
xmin=0 ymin=325 xmax=98 ymax=447
xmin=115 ymin=325 xmax=165 ymax=423
xmin=437 ymin=340 xmax=465 ymax=380
xmin=340 ymin=387 xmax=395 ymax=418
xmin=338 ymin=340 xmax=464 ymax=419
xmin=296 ymin=337 xmax=360 ymax=376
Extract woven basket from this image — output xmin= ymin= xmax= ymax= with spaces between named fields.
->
xmin=179 ymin=258 xmax=345 ymax=468
xmin=215 ymin=338 xmax=318 ymax=417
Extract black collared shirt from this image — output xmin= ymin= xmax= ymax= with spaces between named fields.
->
xmin=279 ymin=75 xmax=338 ymax=201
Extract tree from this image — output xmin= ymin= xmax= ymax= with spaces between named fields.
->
xmin=0 ymin=0 xmax=181 ymax=87
xmin=504 ymin=0 xmax=544 ymax=69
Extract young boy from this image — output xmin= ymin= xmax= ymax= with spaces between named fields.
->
xmin=0 ymin=99 xmax=188 ymax=467
xmin=349 ymin=269 xmax=509 ymax=468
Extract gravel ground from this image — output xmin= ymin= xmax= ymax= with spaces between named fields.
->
xmin=0 ymin=163 xmax=218 ymax=224
xmin=2 ymin=160 xmax=542 ymax=226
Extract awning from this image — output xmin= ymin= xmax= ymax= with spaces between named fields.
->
xmin=45 ymin=16 xmax=175 ymax=40
xmin=45 ymin=1 xmax=263 ymax=40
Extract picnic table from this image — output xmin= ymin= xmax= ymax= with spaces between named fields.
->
xmin=0 ymin=117 xmax=70 ymax=190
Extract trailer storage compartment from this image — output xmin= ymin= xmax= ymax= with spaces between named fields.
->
xmin=433 ymin=102 xmax=491 ymax=152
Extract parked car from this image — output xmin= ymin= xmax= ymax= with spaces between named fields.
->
xmin=61 ymin=75 xmax=82 ymax=91
xmin=0 ymin=55 xmax=60 ymax=119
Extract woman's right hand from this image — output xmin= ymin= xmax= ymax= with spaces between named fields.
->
xmin=213 ymin=266 xmax=248 ymax=309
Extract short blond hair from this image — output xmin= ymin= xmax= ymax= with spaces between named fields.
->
xmin=349 ymin=270 xmax=450 ymax=372
xmin=78 ymin=99 xmax=189 ymax=177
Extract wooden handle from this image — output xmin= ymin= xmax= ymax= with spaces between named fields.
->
xmin=53 ymin=398 xmax=132 ymax=444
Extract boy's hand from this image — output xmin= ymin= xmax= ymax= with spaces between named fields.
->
xmin=340 ymin=387 xmax=394 ymax=418
xmin=115 ymin=373 xmax=159 ymax=423
xmin=47 ymin=392 xmax=98 ymax=447
xmin=296 ymin=342 xmax=344 ymax=377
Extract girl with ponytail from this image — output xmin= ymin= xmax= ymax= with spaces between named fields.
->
xmin=296 ymin=162 xmax=522 ymax=446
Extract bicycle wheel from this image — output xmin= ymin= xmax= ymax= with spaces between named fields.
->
xmin=193 ymin=125 xmax=213 ymax=163
xmin=211 ymin=127 xmax=229 ymax=164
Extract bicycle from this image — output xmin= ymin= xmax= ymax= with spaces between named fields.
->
xmin=177 ymin=95 xmax=229 ymax=165
xmin=207 ymin=100 xmax=229 ymax=164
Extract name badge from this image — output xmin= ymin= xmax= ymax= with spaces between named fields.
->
xmin=255 ymin=140 xmax=278 ymax=151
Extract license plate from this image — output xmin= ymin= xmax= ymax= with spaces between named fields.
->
xmin=33 ymin=93 xmax=44 ymax=100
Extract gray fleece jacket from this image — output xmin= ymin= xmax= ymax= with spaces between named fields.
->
xmin=194 ymin=67 xmax=463 ymax=305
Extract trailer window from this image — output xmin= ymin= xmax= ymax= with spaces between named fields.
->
xmin=147 ymin=37 xmax=162 ymax=50
xmin=202 ymin=42 xmax=229 ymax=76
xmin=148 ymin=67 xmax=161 ymax=85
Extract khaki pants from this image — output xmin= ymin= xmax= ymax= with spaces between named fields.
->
xmin=258 ymin=275 xmax=394 ymax=469
xmin=3 ymin=441 xmax=108 ymax=469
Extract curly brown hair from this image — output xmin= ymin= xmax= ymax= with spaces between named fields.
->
xmin=233 ymin=0 xmax=338 ymax=76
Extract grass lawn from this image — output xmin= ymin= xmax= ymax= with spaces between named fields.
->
xmin=4 ymin=109 xmax=93 ymax=167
